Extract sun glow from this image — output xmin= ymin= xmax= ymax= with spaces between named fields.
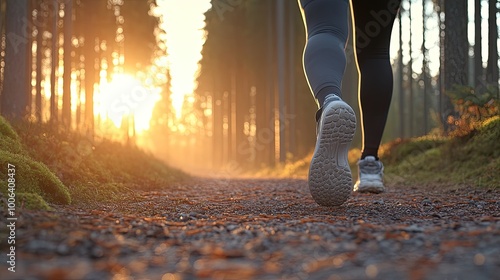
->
xmin=155 ymin=0 xmax=212 ymax=118
xmin=96 ymin=73 xmax=160 ymax=134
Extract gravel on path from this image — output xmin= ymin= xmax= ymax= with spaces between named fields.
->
xmin=1 ymin=178 xmax=499 ymax=280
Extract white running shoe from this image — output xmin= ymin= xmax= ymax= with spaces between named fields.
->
xmin=353 ymin=156 xmax=385 ymax=193
xmin=308 ymin=95 xmax=356 ymax=206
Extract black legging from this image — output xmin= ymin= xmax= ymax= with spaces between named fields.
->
xmin=299 ymin=0 xmax=401 ymax=159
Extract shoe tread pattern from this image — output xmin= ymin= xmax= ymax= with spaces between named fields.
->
xmin=308 ymin=101 xmax=356 ymax=206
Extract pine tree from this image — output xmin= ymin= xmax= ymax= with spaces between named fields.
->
xmin=121 ymin=0 xmax=159 ymax=74
xmin=486 ymin=0 xmax=499 ymax=95
xmin=443 ymin=0 xmax=468 ymax=131
xmin=34 ymin=0 xmax=45 ymax=122
xmin=1 ymin=0 xmax=30 ymax=121
xmin=474 ymin=0 xmax=483 ymax=89
xmin=62 ymin=0 xmax=73 ymax=127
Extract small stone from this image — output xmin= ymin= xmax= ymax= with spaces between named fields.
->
xmin=179 ymin=213 xmax=190 ymax=221
xmin=422 ymin=198 xmax=432 ymax=206
xmin=56 ymin=243 xmax=70 ymax=256
xmin=91 ymin=246 xmax=104 ymax=259
xmin=226 ymin=224 xmax=239 ymax=231
xmin=26 ymin=240 xmax=57 ymax=253
xmin=90 ymin=231 xmax=99 ymax=240
xmin=404 ymin=224 xmax=424 ymax=233
xmin=189 ymin=212 xmax=199 ymax=219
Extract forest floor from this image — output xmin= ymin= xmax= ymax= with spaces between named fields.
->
xmin=1 ymin=178 xmax=499 ymax=280
xmin=0 ymin=116 xmax=498 ymax=280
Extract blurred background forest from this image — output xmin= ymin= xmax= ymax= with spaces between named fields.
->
xmin=0 ymin=0 xmax=498 ymax=176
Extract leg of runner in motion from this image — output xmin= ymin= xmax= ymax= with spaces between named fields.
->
xmin=299 ymin=0 xmax=357 ymax=206
xmin=351 ymin=0 xmax=401 ymax=193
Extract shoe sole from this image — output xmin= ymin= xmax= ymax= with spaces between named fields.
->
xmin=354 ymin=182 xmax=385 ymax=194
xmin=308 ymin=100 xmax=356 ymax=206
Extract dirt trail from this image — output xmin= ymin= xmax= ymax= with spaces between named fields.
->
xmin=1 ymin=178 xmax=499 ymax=280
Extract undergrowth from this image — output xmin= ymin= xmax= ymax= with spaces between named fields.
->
xmin=0 ymin=118 xmax=189 ymax=210
xmin=260 ymin=86 xmax=499 ymax=188
xmin=382 ymin=116 xmax=499 ymax=188
xmin=381 ymin=86 xmax=499 ymax=188
xmin=253 ymin=115 xmax=499 ymax=189
xmin=0 ymin=117 xmax=69 ymax=210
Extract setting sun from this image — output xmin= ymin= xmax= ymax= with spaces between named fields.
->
xmin=91 ymin=1 xmax=212 ymax=136
xmin=96 ymin=73 xmax=160 ymax=134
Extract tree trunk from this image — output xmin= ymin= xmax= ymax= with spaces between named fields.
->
xmin=50 ymin=0 xmax=58 ymax=122
xmin=276 ymin=0 xmax=286 ymax=163
xmin=1 ymin=0 xmax=30 ymax=121
xmin=486 ymin=0 xmax=499 ymax=95
xmin=62 ymin=0 xmax=72 ymax=127
xmin=408 ymin=0 xmax=414 ymax=136
xmin=398 ymin=4 xmax=405 ymax=138
xmin=26 ymin=0 xmax=34 ymax=118
xmin=264 ymin=0 xmax=275 ymax=167
xmin=233 ymin=8 xmax=250 ymax=167
xmin=212 ymin=77 xmax=222 ymax=169
xmin=443 ymin=0 xmax=468 ymax=130
xmin=83 ymin=0 xmax=95 ymax=134
xmin=287 ymin=2 xmax=296 ymax=159
xmin=35 ymin=0 xmax=44 ymax=122
xmin=0 ymin=1 xmax=5 ymax=95
xmin=474 ymin=0 xmax=483 ymax=89
xmin=422 ymin=0 xmax=429 ymax=134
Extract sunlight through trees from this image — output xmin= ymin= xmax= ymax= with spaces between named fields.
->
xmin=0 ymin=0 xmax=498 ymax=175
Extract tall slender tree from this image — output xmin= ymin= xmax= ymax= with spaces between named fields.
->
xmin=422 ymin=0 xmax=429 ymax=134
xmin=287 ymin=1 xmax=297 ymax=158
xmin=82 ymin=0 xmax=96 ymax=134
xmin=443 ymin=0 xmax=468 ymax=131
xmin=398 ymin=4 xmax=405 ymax=138
xmin=34 ymin=0 xmax=45 ymax=122
xmin=78 ymin=0 xmax=116 ymax=134
xmin=486 ymin=0 xmax=499 ymax=95
xmin=121 ymin=0 xmax=158 ymax=74
xmin=1 ymin=0 xmax=30 ymax=121
xmin=50 ymin=0 xmax=58 ymax=122
xmin=474 ymin=0 xmax=483 ymax=89
xmin=62 ymin=0 xmax=73 ymax=127
xmin=408 ymin=0 xmax=414 ymax=136
xmin=0 ymin=2 xmax=6 ymax=95
xmin=27 ymin=0 xmax=34 ymax=117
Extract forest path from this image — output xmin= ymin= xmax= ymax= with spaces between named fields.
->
xmin=2 ymin=178 xmax=499 ymax=280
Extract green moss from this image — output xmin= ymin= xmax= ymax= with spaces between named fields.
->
xmin=91 ymin=140 xmax=189 ymax=187
xmin=0 ymin=117 xmax=71 ymax=209
xmin=68 ymin=182 xmax=132 ymax=205
xmin=12 ymin=122 xmax=188 ymax=206
xmin=381 ymin=136 xmax=447 ymax=165
xmin=0 ymin=151 xmax=71 ymax=205
xmin=17 ymin=193 xmax=53 ymax=210
xmin=248 ymin=115 xmax=498 ymax=189
xmin=0 ymin=116 xmax=189 ymax=209
xmin=0 ymin=116 xmax=25 ymax=155
xmin=471 ymin=116 xmax=500 ymax=158
xmin=385 ymin=148 xmax=446 ymax=184
xmin=0 ymin=190 xmax=52 ymax=211
xmin=383 ymin=116 xmax=500 ymax=188
xmin=0 ymin=116 xmax=20 ymax=140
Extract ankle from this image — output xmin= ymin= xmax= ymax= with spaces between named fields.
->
xmin=361 ymin=154 xmax=379 ymax=161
